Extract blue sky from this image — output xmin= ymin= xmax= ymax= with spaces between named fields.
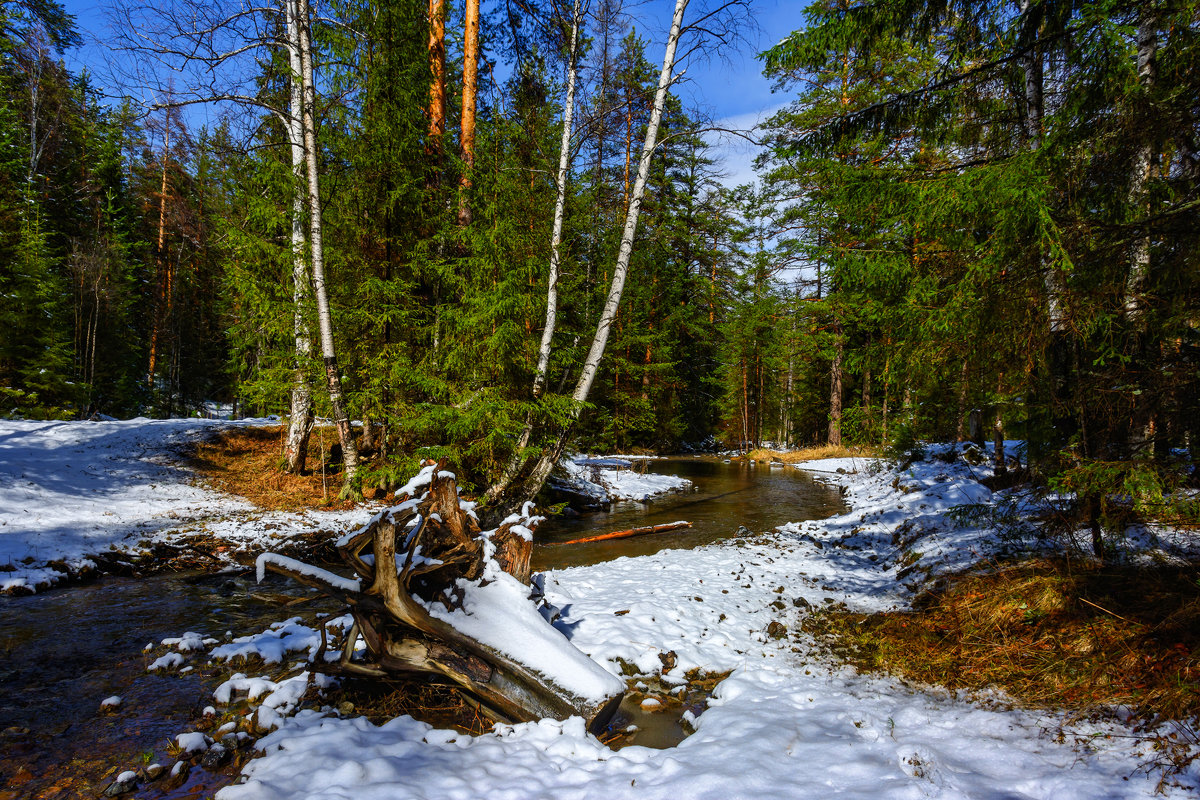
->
xmin=59 ymin=0 xmax=807 ymax=186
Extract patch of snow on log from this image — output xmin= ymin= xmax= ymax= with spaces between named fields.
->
xmin=255 ymin=553 xmax=360 ymax=593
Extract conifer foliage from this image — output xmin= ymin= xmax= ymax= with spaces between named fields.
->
xmin=1 ymin=0 xmax=1194 ymax=533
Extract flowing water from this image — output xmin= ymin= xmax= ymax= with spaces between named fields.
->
xmin=533 ymin=458 xmax=846 ymax=571
xmin=0 ymin=458 xmax=844 ymax=795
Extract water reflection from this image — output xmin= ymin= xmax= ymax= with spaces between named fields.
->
xmin=534 ymin=458 xmax=845 ymax=571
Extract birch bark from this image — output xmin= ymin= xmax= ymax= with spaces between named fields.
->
xmin=296 ymin=0 xmax=359 ymax=494
xmin=283 ymin=0 xmax=313 ymax=474
xmin=516 ymin=0 xmax=690 ymax=506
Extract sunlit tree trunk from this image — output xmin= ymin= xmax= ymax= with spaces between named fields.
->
xmin=483 ymin=0 xmax=584 ymax=504
xmin=516 ymin=0 xmax=690 ymax=507
xmin=1124 ymin=14 xmax=1157 ymax=322
xmin=297 ymin=0 xmax=358 ymax=495
xmin=283 ymin=0 xmax=313 ymax=474
xmin=457 ymin=0 xmax=479 ymax=226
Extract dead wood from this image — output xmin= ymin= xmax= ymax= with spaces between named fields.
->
xmin=258 ymin=463 xmax=623 ymax=733
xmin=559 ymin=520 xmax=692 ymax=546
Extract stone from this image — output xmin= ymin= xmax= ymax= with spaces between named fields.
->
xmin=162 ymin=760 xmax=190 ymax=791
xmin=766 ymin=621 xmax=787 ymax=640
xmin=102 ymin=771 xmax=139 ymax=797
xmin=200 ymin=744 xmax=230 ymax=770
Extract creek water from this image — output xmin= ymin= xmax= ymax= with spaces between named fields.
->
xmin=0 ymin=458 xmax=844 ymax=796
xmin=533 ymin=457 xmax=847 ymax=571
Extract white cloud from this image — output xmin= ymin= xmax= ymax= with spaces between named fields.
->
xmin=703 ymin=103 xmax=787 ymax=189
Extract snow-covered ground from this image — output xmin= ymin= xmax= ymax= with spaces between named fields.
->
xmin=0 ymin=418 xmax=372 ymax=593
xmin=0 ymin=421 xmax=696 ymax=594
xmin=4 ymin=420 xmax=1197 ymax=796
xmin=198 ymin=445 xmax=1198 ymax=798
xmin=555 ymin=456 xmax=693 ymax=503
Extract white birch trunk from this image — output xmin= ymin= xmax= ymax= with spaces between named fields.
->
xmin=284 ymin=0 xmax=314 ymax=474
xmin=296 ymin=0 xmax=359 ymax=493
xmin=518 ymin=0 xmax=690 ymax=503
xmin=480 ymin=0 xmax=585 ymax=506
xmin=532 ymin=0 xmax=581 ymax=401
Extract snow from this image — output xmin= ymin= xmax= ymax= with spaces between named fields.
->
xmin=3 ymin=420 xmax=1197 ymax=798
xmin=554 ymin=456 xmax=693 ymax=504
xmin=175 ymin=732 xmax=211 ymax=753
xmin=424 ymin=568 xmax=625 ymax=705
xmin=211 ymin=616 xmax=353 ymax=665
xmin=0 ymin=417 xmax=378 ymax=593
xmin=255 ymin=553 xmax=361 ymax=593
xmin=216 ymin=444 xmax=1198 ymax=800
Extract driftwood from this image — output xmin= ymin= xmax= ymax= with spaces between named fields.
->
xmin=560 ymin=520 xmax=692 ymax=546
xmin=258 ymin=464 xmax=624 ymax=733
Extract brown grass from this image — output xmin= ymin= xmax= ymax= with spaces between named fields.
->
xmin=188 ymin=425 xmax=364 ymax=511
xmin=803 ymin=559 xmax=1200 ymax=723
xmin=742 ymin=444 xmax=878 ymax=463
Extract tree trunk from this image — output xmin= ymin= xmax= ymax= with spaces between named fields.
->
xmin=482 ymin=0 xmax=583 ymax=506
xmin=147 ymin=120 xmax=170 ymax=389
xmin=510 ymin=0 xmax=691 ymax=512
xmin=297 ymin=0 xmax=358 ymax=495
xmin=428 ymin=0 xmax=446 ymax=144
xmin=260 ymin=467 xmax=624 ymax=730
xmin=284 ymin=0 xmax=313 ymax=474
xmin=1124 ymin=15 xmax=1157 ymax=322
xmin=456 ymin=0 xmax=479 ymax=226
xmin=828 ymin=325 xmax=843 ymax=447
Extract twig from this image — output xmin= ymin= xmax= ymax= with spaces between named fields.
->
xmin=1079 ymin=596 xmax=1133 ymax=624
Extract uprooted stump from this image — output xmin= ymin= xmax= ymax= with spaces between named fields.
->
xmin=257 ymin=462 xmax=625 ymax=733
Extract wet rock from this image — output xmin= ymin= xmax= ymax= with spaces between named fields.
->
xmin=200 ymin=744 xmax=231 ymax=770
xmin=735 ymin=526 xmax=752 ymax=536
xmin=99 ymin=695 xmax=122 ymax=711
xmin=144 ymin=763 xmax=167 ymax=781
xmin=162 ymin=760 xmax=190 ymax=791
xmin=103 ymin=771 xmax=139 ymax=796
xmin=658 ymin=650 xmax=678 ymax=672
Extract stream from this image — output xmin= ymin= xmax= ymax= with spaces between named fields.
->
xmin=0 ymin=458 xmax=844 ymax=798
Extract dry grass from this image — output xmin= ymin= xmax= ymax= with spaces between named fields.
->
xmin=188 ymin=425 xmax=364 ymax=511
xmin=335 ymin=678 xmax=498 ymax=736
xmin=742 ymin=444 xmax=878 ymax=463
xmin=804 ymin=559 xmax=1200 ymax=723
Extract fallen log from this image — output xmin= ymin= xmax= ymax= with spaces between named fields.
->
xmin=256 ymin=463 xmax=624 ymax=733
xmin=559 ymin=520 xmax=692 ymax=545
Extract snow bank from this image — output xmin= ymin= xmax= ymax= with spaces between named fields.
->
xmin=552 ymin=456 xmax=693 ymax=505
xmin=0 ymin=417 xmax=378 ymax=593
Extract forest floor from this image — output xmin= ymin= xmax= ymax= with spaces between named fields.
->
xmin=2 ymin=419 xmax=1199 ymax=798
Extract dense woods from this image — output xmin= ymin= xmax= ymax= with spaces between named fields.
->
xmin=1 ymin=0 xmax=1197 ymax=527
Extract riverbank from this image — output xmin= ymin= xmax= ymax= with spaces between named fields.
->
xmin=159 ymin=443 xmax=1197 ymax=798
xmin=0 ymin=420 xmax=692 ymax=595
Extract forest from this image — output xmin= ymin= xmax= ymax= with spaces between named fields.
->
xmin=2 ymin=0 xmax=1197 ymax=520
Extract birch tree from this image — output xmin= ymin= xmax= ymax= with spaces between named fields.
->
xmin=114 ymin=0 xmax=357 ymax=488
xmin=502 ymin=0 xmax=690 ymax=510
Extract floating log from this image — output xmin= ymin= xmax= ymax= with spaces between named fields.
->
xmin=258 ymin=463 xmax=624 ymax=733
xmin=560 ymin=520 xmax=692 ymax=545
